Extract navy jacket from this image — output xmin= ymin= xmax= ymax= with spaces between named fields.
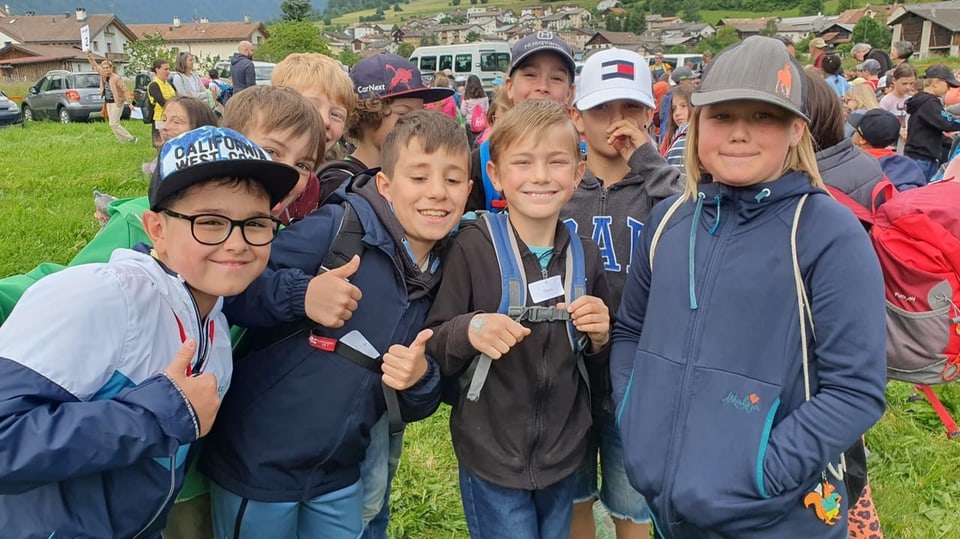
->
xmin=200 ymin=181 xmax=442 ymax=503
xmin=611 ymin=173 xmax=887 ymax=538
xmin=230 ymin=53 xmax=255 ymax=93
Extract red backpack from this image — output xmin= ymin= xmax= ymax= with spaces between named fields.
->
xmin=828 ymin=179 xmax=960 ymax=386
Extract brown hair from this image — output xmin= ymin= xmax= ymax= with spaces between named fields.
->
xmin=345 ymin=97 xmax=392 ymax=143
xmin=380 ymin=110 xmax=470 ymax=177
xmin=163 ymin=96 xmax=218 ymax=129
xmin=663 ymin=85 xmax=694 ymax=146
xmin=434 ymin=73 xmax=451 ymax=88
xmin=803 ymin=71 xmax=845 ymax=151
xmin=892 ymin=62 xmax=917 ymax=80
xmin=465 ymin=75 xmax=486 ymax=99
xmin=488 ymin=100 xmax=579 ymax=165
xmin=271 ymin=52 xmax=357 ymax=114
xmin=221 ymin=86 xmax=325 ymax=166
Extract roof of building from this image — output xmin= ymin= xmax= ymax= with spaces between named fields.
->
xmin=126 ymin=21 xmax=267 ymax=42
xmin=0 ymin=13 xmax=137 ymax=44
xmin=889 ymin=1 xmax=960 ymax=32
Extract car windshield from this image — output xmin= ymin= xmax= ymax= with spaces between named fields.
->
xmin=73 ymin=73 xmax=101 ymax=89
xmin=255 ymin=66 xmax=273 ymax=81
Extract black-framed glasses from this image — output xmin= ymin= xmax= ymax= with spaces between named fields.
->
xmin=162 ymin=209 xmax=281 ymax=246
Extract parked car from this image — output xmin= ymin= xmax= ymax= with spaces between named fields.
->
xmin=214 ymin=60 xmax=276 ymax=86
xmin=23 ymin=70 xmax=131 ymax=123
xmin=0 ymin=91 xmax=23 ymax=127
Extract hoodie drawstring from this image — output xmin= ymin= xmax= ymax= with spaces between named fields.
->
xmin=708 ymin=195 xmax=722 ymax=235
xmin=755 ymin=188 xmax=772 ymax=203
xmin=689 ymin=192 xmax=706 ymax=310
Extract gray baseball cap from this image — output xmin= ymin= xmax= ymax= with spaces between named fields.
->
xmin=691 ymin=36 xmax=808 ymax=123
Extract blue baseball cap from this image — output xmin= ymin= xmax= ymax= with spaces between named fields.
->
xmin=149 ymin=126 xmax=299 ymax=210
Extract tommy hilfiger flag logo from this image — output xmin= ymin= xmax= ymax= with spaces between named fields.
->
xmin=601 ymin=60 xmax=635 ymax=80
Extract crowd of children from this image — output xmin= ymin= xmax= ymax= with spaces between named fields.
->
xmin=0 ymin=31 xmax=956 ymax=539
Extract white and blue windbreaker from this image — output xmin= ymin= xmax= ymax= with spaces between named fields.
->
xmin=0 ymin=247 xmax=232 ymax=539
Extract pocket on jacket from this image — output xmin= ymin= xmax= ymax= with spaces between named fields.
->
xmin=616 ymin=349 xmax=683 ymax=501
xmin=671 ymin=367 xmax=788 ymax=529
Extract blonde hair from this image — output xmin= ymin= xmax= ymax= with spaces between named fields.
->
xmin=271 ymin=52 xmax=357 ymax=114
xmin=488 ymin=100 xmax=579 ymax=165
xmin=681 ymin=106 xmax=823 ymax=199
xmin=845 ymin=83 xmax=880 ymax=111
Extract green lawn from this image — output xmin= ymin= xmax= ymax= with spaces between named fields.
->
xmin=1 ymin=120 xmax=959 ymax=537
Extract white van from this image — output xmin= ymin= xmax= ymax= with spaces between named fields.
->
xmin=409 ymin=42 xmax=510 ymax=90
xmin=214 ymin=60 xmax=276 ymax=86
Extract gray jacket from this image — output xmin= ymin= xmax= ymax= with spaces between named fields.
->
xmin=817 ymin=137 xmax=883 ymax=208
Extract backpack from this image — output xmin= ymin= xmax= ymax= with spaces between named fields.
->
xmin=213 ymin=80 xmax=233 ymax=107
xmin=316 ymin=158 xmax=374 ymax=206
xmin=648 ymin=194 xmax=866 ymax=503
xmin=454 ymin=212 xmax=590 ymax=402
xmin=827 ymin=179 xmax=960 ymax=385
xmin=469 ymin=103 xmax=488 ymax=133
xmin=478 ymin=140 xmax=507 ymax=212
xmin=140 ymin=81 xmax=156 ymax=124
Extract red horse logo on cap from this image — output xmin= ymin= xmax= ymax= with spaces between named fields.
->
xmin=385 ymin=63 xmax=414 ymax=92
xmin=775 ymin=63 xmax=792 ymax=99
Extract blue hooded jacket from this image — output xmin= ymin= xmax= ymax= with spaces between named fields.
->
xmin=200 ymin=176 xmax=442 ymax=503
xmin=610 ymin=172 xmax=887 ymax=538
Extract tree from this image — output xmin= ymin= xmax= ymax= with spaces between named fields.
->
xmin=451 ymin=0 xmax=461 ymax=5
xmin=393 ymin=3 xmax=402 ymax=11
xmin=852 ymin=16 xmax=892 ymax=50
xmin=798 ymin=0 xmax=824 ymax=17
xmin=681 ymin=0 xmax=701 ymax=23
xmin=280 ymin=0 xmax=312 ymax=22
xmin=605 ymin=15 xmax=622 ymax=32
xmin=836 ymin=0 xmax=855 ymax=13
xmin=696 ymin=25 xmax=739 ymax=53
xmin=339 ymin=50 xmax=360 ymax=67
xmin=256 ymin=21 xmax=330 ymax=63
xmin=127 ymin=32 xmax=174 ymax=74
xmin=759 ymin=18 xmax=779 ymax=37
xmin=466 ymin=31 xmax=481 ymax=42
xmin=470 ymin=0 xmax=478 ymax=4
xmin=397 ymin=42 xmax=414 ymax=57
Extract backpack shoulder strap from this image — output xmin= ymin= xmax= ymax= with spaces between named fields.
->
xmin=564 ymin=231 xmax=592 ymax=402
xmin=319 ymin=202 xmax=364 ymax=274
xmin=649 ymin=195 xmax=687 ymax=269
xmin=825 ymin=185 xmax=875 ymax=225
xmin=479 ymin=141 xmax=504 ymax=213
xmin=466 ymin=212 xmax=525 ymax=402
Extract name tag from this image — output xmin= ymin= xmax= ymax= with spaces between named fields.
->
xmin=529 ymin=275 xmax=564 ymax=304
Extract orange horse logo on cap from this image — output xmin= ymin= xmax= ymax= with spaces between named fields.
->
xmin=775 ymin=63 xmax=792 ymax=99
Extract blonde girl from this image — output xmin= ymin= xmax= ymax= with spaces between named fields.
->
xmin=611 ymin=36 xmax=887 ymax=539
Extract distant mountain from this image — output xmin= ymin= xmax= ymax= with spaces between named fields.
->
xmin=3 ymin=1 xmax=329 ymax=24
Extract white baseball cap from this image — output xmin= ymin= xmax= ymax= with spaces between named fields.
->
xmin=574 ymin=49 xmax=655 ymax=111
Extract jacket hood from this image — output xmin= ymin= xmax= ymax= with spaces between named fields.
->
xmin=341 ymin=173 xmax=442 ymax=301
xmin=865 ymin=149 xmax=928 ymax=191
xmin=905 ymin=91 xmax=938 ymax=115
xmin=230 ymin=52 xmax=249 ymax=65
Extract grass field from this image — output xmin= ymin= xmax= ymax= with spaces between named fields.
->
xmin=1 ymin=120 xmax=960 ymax=537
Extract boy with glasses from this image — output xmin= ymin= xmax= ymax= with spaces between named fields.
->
xmin=0 ymin=126 xmax=298 ymax=538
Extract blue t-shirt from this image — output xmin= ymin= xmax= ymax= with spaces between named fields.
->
xmin=528 ymin=246 xmax=553 ymax=270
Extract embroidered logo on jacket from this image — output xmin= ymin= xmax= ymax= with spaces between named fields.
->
xmin=722 ymin=392 xmax=761 ymax=414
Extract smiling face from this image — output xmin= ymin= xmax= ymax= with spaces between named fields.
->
xmin=159 ymin=101 xmax=193 ymax=143
xmin=144 ymin=180 xmax=274 ymax=317
xmin=300 ymin=88 xmax=348 ymax=152
xmin=505 ymin=52 xmax=573 ymax=105
xmin=696 ymin=100 xmax=805 ymax=187
xmin=376 ymin=138 xmax=471 ymax=262
xmin=487 ymin=123 xmax=583 ymax=227
xmin=243 ymin=122 xmax=318 ymax=215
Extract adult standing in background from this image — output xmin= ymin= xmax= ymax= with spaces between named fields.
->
xmin=171 ymin=52 xmax=212 ymax=108
xmin=649 ymin=52 xmax=672 ymax=81
xmin=147 ymin=59 xmax=176 ymax=149
xmin=231 ymin=41 xmax=256 ymax=93
xmin=85 ymin=51 xmax=136 ymax=144
xmin=890 ymin=41 xmax=914 ymax=66
xmin=852 ymin=43 xmax=893 ymax=75
xmin=808 ymin=37 xmax=828 ymax=69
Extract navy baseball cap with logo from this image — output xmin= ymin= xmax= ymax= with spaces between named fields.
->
xmin=925 ymin=64 xmax=960 ymax=88
xmin=149 ymin=126 xmax=299 ymax=210
xmin=693 ymin=35 xmax=809 ymax=123
xmin=509 ymin=31 xmax=576 ymax=79
xmin=350 ymin=54 xmax=453 ymax=102
xmin=575 ymin=48 xmax=655 ymax=110
xmin=848 ymin=109 xmax=902 ymax=148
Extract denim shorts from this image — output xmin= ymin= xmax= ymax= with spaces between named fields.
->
xmin=573 ymin=406 xmax=651 ymax=523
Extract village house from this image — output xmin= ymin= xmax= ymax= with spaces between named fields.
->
xmin=888 ymin=1 xmax=960 ymax=59
xmin=0 ymin=8 xmax=137 ymax=81
xmin=127 ymin=16 xmax=267 ymax=66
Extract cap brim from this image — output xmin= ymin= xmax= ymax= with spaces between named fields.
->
xmin=151 ymin=160 xmax=300 ymax=210
xmin=382 ymin=87 xmax=454 ymax=103
xmin=575 ymin=87 xmax=655 ymax=111
xmin=846 ymin=113 xmax=865 ymax=130
xmin=509 ymin=49 xmax=576 ymax=80
xmin=946 ymin=77 xmax=960 ymax=88
xmin=691 ymin=88 xmax=810 ymax=123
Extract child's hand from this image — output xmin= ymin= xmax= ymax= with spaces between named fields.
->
xmin=562 ymin=296 xmax=610 ymax=350
xmin=305 ymin=255 xmax=363 ymax=328
xmin=164 ymin=340 xmax=220 ymax=438
xmin=382 ymin=329 xmax=433 ymax=391
xmin=607 ymin=119 xmax=650 ymax=161
xmin=467 ymin=313 xmax=532 ymax=359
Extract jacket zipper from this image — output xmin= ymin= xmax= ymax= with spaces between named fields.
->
xmin=659 ymin=201 xmax=729 ymax=526
xmin=527 ymin=250 xmax=555 ymax=489
xmin=133 ymin=456 xmax=177 ymax=538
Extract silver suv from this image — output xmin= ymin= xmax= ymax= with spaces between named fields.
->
xmin=23 ymin=70 xmax=129 ymax=123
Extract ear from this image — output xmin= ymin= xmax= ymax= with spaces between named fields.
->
xmin=486 ymin=159 xmax=503 ymax=194
xmin=570 ymin=108 xmax=585 ymax=134
xmin=375 ymin=170 xmax=393 ymax=202
xmin=142 ymin=210 xmax=168 ymax=254
xmin=642 ymin=106 xmax=655 ymax=128
xmin=788 ymin=118 xmax=805 ymax=148
xmin=504 ymin=77 xmax=515 ymax=102
xmin=575 ymin=159 xmax=586 ymax=189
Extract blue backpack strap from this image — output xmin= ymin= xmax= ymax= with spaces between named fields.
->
xmin=564 ymin=232 xmax=591 ymax=400
xmin=466 ymin=213 xmax=525 ymax=402
xmin=479 ymin=140 xmax=504 ymax=213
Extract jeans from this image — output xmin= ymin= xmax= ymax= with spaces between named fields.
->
xmin=913 ymin=158 xmax=940 ymax=182
xmin=360 ymin=414 xmax=405 ymax=539
xmin=573 ymin=406 xmax=651 ymax=523
xmin=209 ymin=480 xmax=363 ymax=539
xmin=459 ymin=465 xmax=577 ymax=539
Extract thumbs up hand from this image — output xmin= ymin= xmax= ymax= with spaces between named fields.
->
xmin=306 ymin=255 xmax=363 ymax=328
xmin=163 ymin=340 xmax=220 ymax=438
xmin=381 ymin=329 xmax=433 ymax=390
